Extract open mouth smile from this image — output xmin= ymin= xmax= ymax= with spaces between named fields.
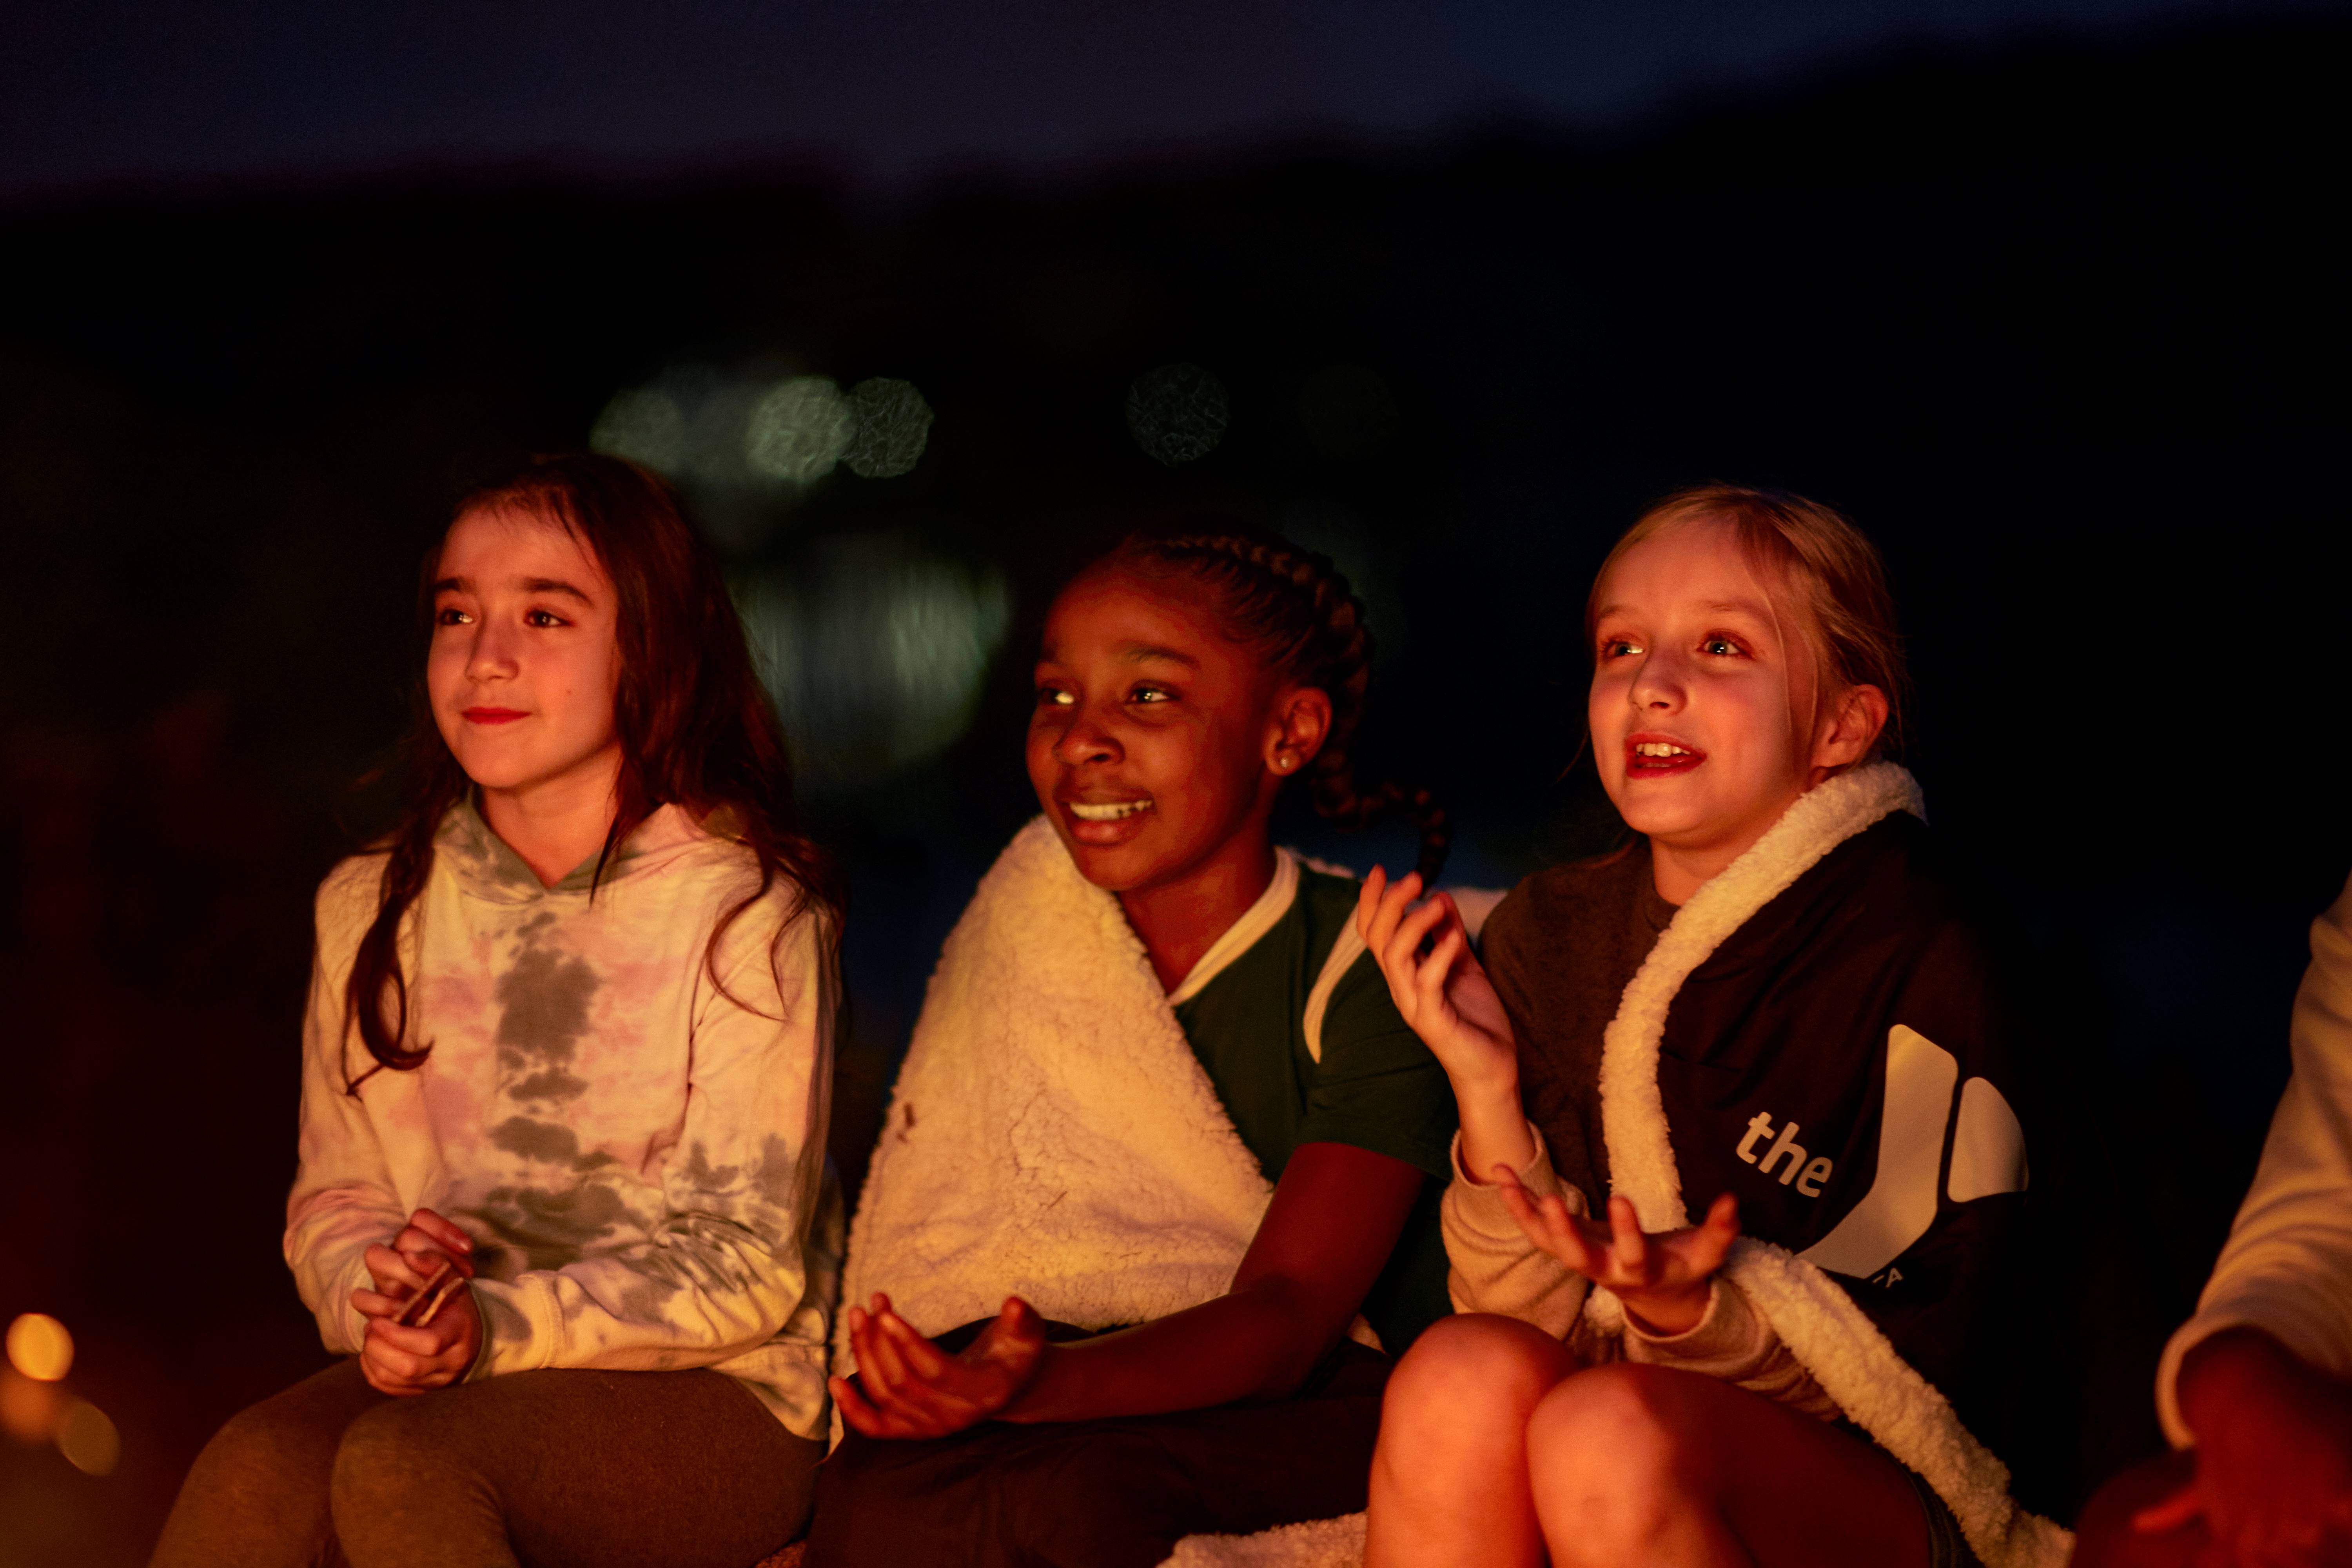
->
xmin=1061 ymin=794 xmax=1156 ymax=846
xmin=1624 ymin=736 xmax=1705 ymax=778
xmin=1067 ymin=799 xmax=1153 ymax=821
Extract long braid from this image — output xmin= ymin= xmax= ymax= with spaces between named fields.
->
xmin=1114 ymin=528 xmax=1450 ymax=883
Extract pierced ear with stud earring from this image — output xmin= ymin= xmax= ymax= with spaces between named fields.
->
xmin=1274 ymin=753 xmax=1295 ymax=771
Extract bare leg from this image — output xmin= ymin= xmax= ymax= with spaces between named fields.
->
xmin=1365 ymin=1314 xmax=1579 ymax=1568
xmin=2070 ymin=1452 xmax=2207 ymax=1568
xmin=1529 ymin=1363 xmax=1931 ymax=1568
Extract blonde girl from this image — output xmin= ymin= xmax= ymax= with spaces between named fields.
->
xmin=1358 ymin=487 xmax=2062 ymax=1568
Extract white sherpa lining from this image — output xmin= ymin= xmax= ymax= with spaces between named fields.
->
xmin=1162 ymin=1513 xmax=1366 ymax=1568
xmin=1587 ymin=761 xmax=2072 ymax=1568
xmin=838 ymin=818 xmax=1277 ymax=1385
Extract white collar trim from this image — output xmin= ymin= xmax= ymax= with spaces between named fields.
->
xmin=1165 ymin=849 xmax=1300 ymax=1006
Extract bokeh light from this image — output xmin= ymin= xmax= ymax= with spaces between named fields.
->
xmin=746 ymin=376 xmax=855 ymax=483
xmin=1127 ymin=362 xmax=1228 ymax=465
xmin=591 ymin=367 xmax=938 ymax=552
xmin=591 ymin=365 xmax=846 ymax=548
xmin=738 ymin=532 xmax=1009 ymax=787
xmin=7 ymin=1312 xmax=73 ymax=1381
xmin=592 ymin=366 xmax=762 ymax=491
xmin=587 ymin=385 xmax=688 ymax=475
xmin=1 ymin=1368 xmax=64 ymax=1443
xmin=56 ymin=1399 xmax=120 ymax=1475
xmin=844 ymin=378 xmax=934 ymax=478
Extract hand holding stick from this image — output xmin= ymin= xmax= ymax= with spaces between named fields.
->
xmin=349 ymin=1206 xmax=484 ymax=1396
xmin=393 ymin=1260 xmax=466 ymax=1328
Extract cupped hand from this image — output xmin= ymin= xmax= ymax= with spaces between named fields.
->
xmin=1356 ymin=867 xmax=1517 ymax=1091
xmin=1495 ymin=1172 xmax=1739 ymax=1337
xmin=830 ymin=1294 xmax=1049 ymax=1440
xmin=2135 ymin=1329 xmax=2352 ymax=1566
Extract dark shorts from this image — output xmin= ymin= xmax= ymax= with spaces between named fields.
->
xmin=1831 ymin=1416 xmax=1979 ymax=1568
xmin=804 ymin=1320 xmax=1389 ymax=1568
xmin=1901 ymin=1463 xmax=1981 ymax=1568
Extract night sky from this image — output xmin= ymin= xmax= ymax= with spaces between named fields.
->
xmin=2 ymin=0 xmax=2331 ymax=195
xmin=4 ymin=4 xmax=2350 ymax=1564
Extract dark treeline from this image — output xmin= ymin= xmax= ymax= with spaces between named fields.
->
xmin=2 ymin=14 xmax=2345 ymax=1561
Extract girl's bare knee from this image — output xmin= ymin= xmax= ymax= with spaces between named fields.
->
xmin=1524 ymin=1366 xmax=1716 ymax=1562
xmin=1383 ymin=1314 xmax=1572 ymax=1443
xmin=1526 ymin=1363 xmax=1695 ymax=1487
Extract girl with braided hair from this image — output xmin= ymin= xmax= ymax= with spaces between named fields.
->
xmin=805 ymin=522 xmax=1463 ymax=1568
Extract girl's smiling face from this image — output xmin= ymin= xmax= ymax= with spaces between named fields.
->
xmin=1028 ymin=567 xmax=1325 ymax=895
xmin=1588 ymin=517 xmax=1883 ymax=889
xmin=427 ymin=504 xmax=624 ymax=802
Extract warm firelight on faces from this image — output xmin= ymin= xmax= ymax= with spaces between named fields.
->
xmin=1026 ymin=568 xmax=1326 ymax=896
xmin=427 ymin=505 xmax=624 ymax=808
xmin=1588 ymin=519 xmax=1885 ymax=896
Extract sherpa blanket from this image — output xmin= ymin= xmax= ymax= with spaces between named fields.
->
xmin=836 ymin=819 xmax=1475 ymax=1568
xmin=839 ymin=818 xmax=1284 ymax=1367
xmin=1574 ymin=761 xmax=2071 ymax=1568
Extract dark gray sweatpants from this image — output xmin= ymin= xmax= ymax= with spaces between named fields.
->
xmin=150 ymin=1359 xmax=824 ymax=1568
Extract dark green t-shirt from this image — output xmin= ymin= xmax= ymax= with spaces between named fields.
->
xmin=1169 ymin=856 xmax=1457 ymax=1353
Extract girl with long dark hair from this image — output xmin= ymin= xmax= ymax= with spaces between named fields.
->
xmin=151 ymin=454 xmax=845 ymax=1568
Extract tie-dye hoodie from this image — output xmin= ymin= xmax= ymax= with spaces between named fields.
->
xmin=284 ymin=798 xmax=842 ymax=1439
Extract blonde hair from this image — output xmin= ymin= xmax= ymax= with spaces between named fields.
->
xmin=1584 ymin=484 xmax=1908 ymax=757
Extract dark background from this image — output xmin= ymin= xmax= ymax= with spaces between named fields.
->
xmin=4 ymin=4 xmax=2348 ymax=1561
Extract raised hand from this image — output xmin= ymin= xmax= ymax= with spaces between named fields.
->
xmin=1356 ymin=868 xmax=1517 ymax=1092
xmin=831 ymin=1293 xmax=1049 ymax=1440
xmin=350 ymin=1206 xmax=483 ymax=1396
xmin=1494 ymin=1171 xmax=1739 ymax=1338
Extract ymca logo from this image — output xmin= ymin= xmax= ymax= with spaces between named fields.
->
xmin=1735 ymin=1112 xmax=1834 ymax=1196
xmin=1773 ymin=1024 xmax=2029 ymax=1283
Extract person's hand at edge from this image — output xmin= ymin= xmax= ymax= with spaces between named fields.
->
xmin=2132 ymin=1327 xmax=2352 ymax=1566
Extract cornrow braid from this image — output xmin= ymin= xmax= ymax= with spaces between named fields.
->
xmin=1110 ymin=527 xmax=1450 ymax=884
